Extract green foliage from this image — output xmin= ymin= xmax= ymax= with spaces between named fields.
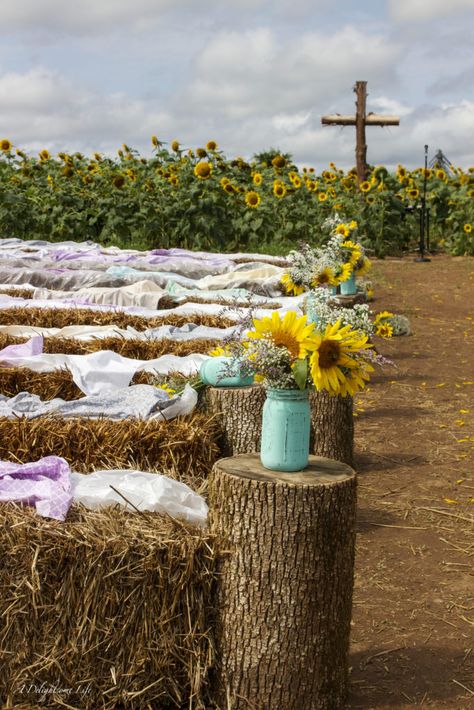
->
xmin=0 ymin=141 xmax=473 ymax=256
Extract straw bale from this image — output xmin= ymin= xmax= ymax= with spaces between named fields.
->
xmin=0 ymin=306 xmax=235 ymax=331
xmin=0 ymin=287 xmax=35 ymax=299
xmin=0 ymin=366 xmax=158 ymax=400
xmin=0 ymin=332 xmax=219 ymax=360
xmin=0 ymin=502 xmax=219 ymax=709
xmin=0 ymin=413 xmax=221 ymax=489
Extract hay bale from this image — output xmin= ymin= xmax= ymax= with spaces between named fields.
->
xmin=0 ymin=367 xmax=158 ymax=400
xmin=0 ymin=414 xmax=221 ymax=489
xmin=0 ymin=333 xmax=219 ymax=360
xmin=0 ymin=503 xmax=219 ymax=709
xmin=0 ymin=306 xmax=235 ymax=331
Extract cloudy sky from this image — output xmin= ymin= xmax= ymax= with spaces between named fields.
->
xmin=2 ymin=0 xmax=474 ymax=169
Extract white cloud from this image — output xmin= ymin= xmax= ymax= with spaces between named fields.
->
xmin=272 ymin=112 xmax=311 ymax=132
xmin=389 ymin=0 xmax=474 ymax=23
xmin=0 ymin=68 xmax=173 ymax=154
xmin=181 ymin=26 xmax=400 ymax=120
xmin=369 ymin=97 xmax=413 ymax=117
xmin=1 ymin=0 xmax=181 ymax=36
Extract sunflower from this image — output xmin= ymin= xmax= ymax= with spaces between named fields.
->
xmin=194 ymin=161 xmax=212 ymax=179
xmin=1 ymin=139 xmax=12 ymax=152
xmin=348 ymin=220 xmax=358 ymax=230
xmin=309 ymin=321 xmax=373 ymax=396
xmin=281 ymin=273 xmax=305 ymax=296
xmin=224 ymin=183 xmax=235 ymax=194
xmin=336 ymin=262 xmax=353 ymax=283
xmin=206 ymin=140 xmax=218 ymax=151
xmin=311 ymin=267 xmax=338 ymax=287
xmin=366 ymin=195 xmax=375 ymax=204
xmin=355 ymin=256 xmax=372 ymax=276
xmin=113 ymin=174 xmax=125 ymax=188
xmin=335 ymin=224 xmax=350 ymax=237
xmin=273 ymin=182 xmax=286 ymax=198
xmin=253 ymin=172 xmax=263 ymax=186
xmin=374 ymin=310 xmax=394 ymax=325
xmin=171 ymin=140 xmax=180 ymax=152
xmin=407 ymin=188 xmax=419 ymax=199
xmin=360 ymin=181 xmax=371 ymax=192
xmin=39 ymin=149 xmax=50 ymax=161
xmin=246 ymin=311 xmax=316 ymax=360
xmin=220 ymin=177 xmax=230 ymax=187
xmin=208 ymin=344 xmax=231 ymax=357
xmin=436 ymin=169 xmax=446 ymax=180
xmin=341 ymin=240 xmax=362 ymax=267
xmin=271 ymin=155 xmax=286 ymax=169
xmin=318 ymin=192 xmax=328 ymax=202
xmin=155 ymin=383 xmax=176 ymax=396
xmin=196 ymin=148 xmax=207 ymax=158
xmin=376 ymin=323 xmax=394 ymax=338
xmin=245 ymin=190 xmax=261 ymax=208
xmin=463 ymin=223 xmax=472 ymax=233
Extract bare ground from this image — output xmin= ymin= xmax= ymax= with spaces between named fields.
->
xmin=348 ymin=255 xmax=474 ymax=709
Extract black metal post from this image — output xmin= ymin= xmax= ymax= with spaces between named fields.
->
xmin=415 ymin=144 xmax=431 ymax=262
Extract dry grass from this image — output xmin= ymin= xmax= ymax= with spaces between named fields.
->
xmin=0 ymin=333 xmax=219 ymax=360
xmin=0 ymin=503 xmax=219 ymax=709
xmin=0 ymin=413 xmax=221 ymax=488
xmin=0 ymin=306 xmax=235 ymax=331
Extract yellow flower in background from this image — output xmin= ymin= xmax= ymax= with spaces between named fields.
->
xmin=281 ymin=273 xmax=305 ymax=296
xmin=252 ymin=172 xmax=263 ymax=186
xmin=206 ymin=140 xmax=218 ymax=151
xmin=156 ymin=383 xmax=176 ymax=396
xmin=273 ymin=182 xmax=287 ymax=198
xmin=376 ymin=323 xmax=394 ymax=338
xmin=113 ymin=174 xmax=126 ymax=188
xmin=366 ymin=195 xmax=375 ymax=204
xmin=336 ymin=262 xmax=353 ymax=283
xmin=151 ymin=135 xmax=159 ymax=147
xmin=342 ymin=240 xmax=362 ymax=266
xmin=171 ymin=140 xmax=180 ymax=152
xmin=39 ymin=149 xmax=50 ymax=161
xmin=348 ymin=220 xmax=358 ymax=230
xmin=194 ymin=161 xmax=212 ymax=179
xmin=220 ymin=177 xmax=230 ymax=187
xmin=196 ymin=148 xmax=207 ymax=158
xmin=247 ymin=311 xmax=317 ymax=360
xmin=356 ymin=257 xmax=372 ymax=276
xmin=311 ymin=267 xmax=338 ymax=288
xmin=309 ymin=320 xmax=373 ymax=396
xmin=245 ymin=190 xmax=261 ymax=208
xmin=360 ymin=181 xmax=371 ymax=192
xmin=335 ymin=224 xmax=350 ymax=237
xmin=1 ymin=139 xmax=12 ymax=152
xmin=374 ymin=310 xmax=394 ymax=325
xmin=271 ymin=155 xmax=286 ymax=168
xmin=463 ymin=223 xmax=472 ymax=233
xmin=318 ymin=192 xmax=328 ymax=202
xmin=208 ymin=344 xmax=232 ymax=357
xmin=407 ymin=188 xmax=420 ymax=199
xmin=436 ymin=169 xmax=446 ymax=180
xmin=366 ymin=286 xmax=374 ymax=300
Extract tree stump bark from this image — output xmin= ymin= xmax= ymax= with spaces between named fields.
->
xmin=202 ymin=385 xmax=266 ymax=456
xmin=208 ymin=453 xmax=357 ymax=710
xmin=309 ymin=391 xmax=354 ymax=467
xmin=203 ymin=386 xmax=354 ymax=466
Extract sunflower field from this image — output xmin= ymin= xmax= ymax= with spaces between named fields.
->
xmin=0 ymin=137 xmax=473 ymax=256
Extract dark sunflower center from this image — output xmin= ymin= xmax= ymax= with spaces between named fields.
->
xmin=318 ymin=339 xmax=341 ymax=368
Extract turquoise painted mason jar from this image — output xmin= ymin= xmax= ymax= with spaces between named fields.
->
xmin=260 ymin=389 xmax=311 ymax=471
xmin=340 ymin=272 xmax=357 ymax=295
xmin=305 ymin=292 xmax=320 ymax=326
xmin=200 ymin=356 xmax=253 ymax=387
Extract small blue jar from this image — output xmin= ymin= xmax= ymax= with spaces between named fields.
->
xmin=260 ymin=388 xmax=310 ymax=471
xmin=340 ymin=273 xmax=357 ymax=295
xmin=200 ymin=356 xmax=253 ymax=388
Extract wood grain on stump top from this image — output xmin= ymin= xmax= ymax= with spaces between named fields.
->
xmin=215 ymin=452 xmax=355 ymax=486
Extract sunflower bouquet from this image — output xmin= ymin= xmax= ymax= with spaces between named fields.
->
xmin=232 ymin=310 xmax=380 ymax=397
xmin=281 ymin=222 xmax=371 ymax=296
xmin=305 ymin=288 xmax=394 ymax=339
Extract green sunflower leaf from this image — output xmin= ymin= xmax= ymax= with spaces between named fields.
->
xmin=293 ymin=358 xmax=308 ymax=391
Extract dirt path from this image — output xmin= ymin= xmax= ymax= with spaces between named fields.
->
xmin=347 ymin=255 xmax=474 ymax=708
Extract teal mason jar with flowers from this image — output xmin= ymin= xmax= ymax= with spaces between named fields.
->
xmin=260 ymin=388 xmax=311 ymax=471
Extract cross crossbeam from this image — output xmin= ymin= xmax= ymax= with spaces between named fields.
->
xmin=321 ymin=81 xmax=400 ymax=183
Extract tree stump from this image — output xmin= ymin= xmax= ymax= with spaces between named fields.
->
xmin=202 ymin=385 xmax=266 ymax=456
xmin=203 ymin=386 xmax=354 ymax=466
xmin=208 ymin=453 xmax=357 ymax=710
xmin=309 ymin=391 xmax=354 ymax=466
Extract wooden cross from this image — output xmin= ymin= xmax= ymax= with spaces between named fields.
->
xmin=321 ymin=81 xmax=399 ymax=184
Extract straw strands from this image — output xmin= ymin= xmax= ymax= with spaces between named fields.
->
xmin=0 ymin=413 xmax=221 ymax=485
xmin=0 ymin=333 xmax=220 ymax=359
xmin=0 ymin=307 xmax=235 ymax=331
xmin=0 ymin=502 xmax=219 ymax=709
